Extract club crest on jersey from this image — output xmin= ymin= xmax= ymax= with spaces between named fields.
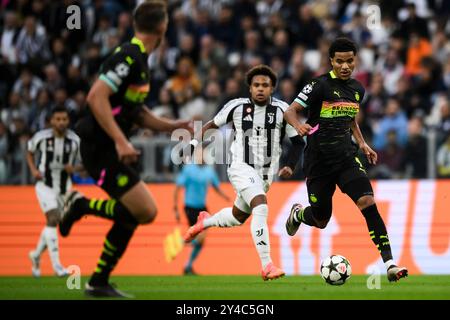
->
xmin=267 ymin=112 xmax=275 ymax=124
xmin=355 ymin=92 xmax=360 ymax=101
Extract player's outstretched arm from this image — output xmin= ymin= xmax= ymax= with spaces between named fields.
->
xmin=87 ymin=79 xmax=139 ymax=164
xmin=137 ymin=106 xmax=193 ymax=133
xmin=350 ymin=119 xmax=377 ymax=165
xmin=26 ymin=150 xmax=42 ymax=180
xmin=284 ymin=102 xmax=312 ymax=136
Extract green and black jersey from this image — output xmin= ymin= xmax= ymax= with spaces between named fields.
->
xmin=76 ymin=37 xmax=150 ymax=146
xmin=294 ymin=70 xmax=365 ymax=178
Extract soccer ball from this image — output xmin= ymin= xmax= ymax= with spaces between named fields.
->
xmin=320 ymin=255 xmax=352 ymax=285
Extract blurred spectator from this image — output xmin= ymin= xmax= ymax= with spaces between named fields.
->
xmin=51 ymin=37 xmax=72 ymax=76
xmin=290 ymin=3 xmax=323 ymax=49
xmin=398 ymin=2 xmax=430 ymax=40
xmin=43 ymin=63 xmax=64 ymax=94
xmin=1 ymin=11 xmax=20 ymax=64
xmin=12 ymin=68 xmax=43 ymax=105
xmin=437 ymin=135 xmax=450 ymax=178
xmin=15 ymin=15 xmax=51 ymax=67
xmin=405 ymin=33 xmax=432 ymax=76
xmin=165 ymin=56 xmax=202 ymax=118
xmin=203 ymin=81 xmax=222 ymax=122
xmin=372 ymin=130 xmax=405 ymax=179
xmin=363 ymin=73 xmax=388 ymax=121
xmin=435 ymin=96 xmax=450 ymax=146
xmin=28 ymin=88 xmax=52 ymax=133
xmin=373 ymin=98 xmax=409 ymax=150
xmin=375 ymin=48 xmax=404 ymax=96
xmin=403 ymin=117 xmax=428 ymax=178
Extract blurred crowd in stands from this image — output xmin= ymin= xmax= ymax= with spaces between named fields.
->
xmin=0 ymin=0 xmax=450 ymax=184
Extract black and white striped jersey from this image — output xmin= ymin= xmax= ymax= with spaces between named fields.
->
xmin=27 ymin=128 xmax=80 ymax=194
xmin=213 ymin=97 xmax=298 ymax=178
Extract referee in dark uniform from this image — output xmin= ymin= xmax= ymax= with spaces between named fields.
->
xmin=284 ymin=37 xmax=408 ymax=282
xmin=59 ymin=1 xmax=192 ymax=297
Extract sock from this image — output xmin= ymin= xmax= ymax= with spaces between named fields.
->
xmin=203 ymin=207 xmax=242 ymax=228
xmin=250 ymin=204 xmax=272 ymax=269
xmin=185 ymin=239 xmax=202 ymax=271
xmin=89 ymin=222 xmax=136 ymax=286
xmin=75 ymin=197 xmax=138 ymax=227
xmin=43 ymin=226 xmax=62 ymax=270
xmin=385 ymin=259 xmax=396 ymax=270
xmin=34 ymin=228 xmax=47 ymax=256
xmin=296 ymin=206 xmax=319 ymax=227
xmin=361 ymin=204 xmax=394 ymax=263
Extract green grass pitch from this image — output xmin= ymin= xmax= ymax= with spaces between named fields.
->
xmin=1 ymin=275 xmax=450 ymax=300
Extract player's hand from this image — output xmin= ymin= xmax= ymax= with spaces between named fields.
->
xmin=115 ymin=140 xmax=140 ymax=165
xmin=360 ymin=143 xmax=377 ymax=165
xmin=31 ymin=169 xmax=42 ymax=180
xmin=64 ymin=164 xmax=75 ymax=174
xmin=172 ymin=119 xmax=194 ymax=133
xmin=278 ymin=166 xmax=293 ymax=179
xmin=295 ymin=123 xmax=312 ymax=136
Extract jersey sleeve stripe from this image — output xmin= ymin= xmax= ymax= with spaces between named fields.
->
xmin=99 ymin=74 xmax=119 ymax=92
xmin=295 ymin=98 xmax=308 ymax=108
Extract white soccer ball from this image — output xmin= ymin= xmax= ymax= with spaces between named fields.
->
xmin=320 ymin=254 xmax=352 ymax=285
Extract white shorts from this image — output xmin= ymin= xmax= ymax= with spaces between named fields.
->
xmin=35 ymin=182 xmax=64 ymax=214
xmin=227 ymin=163 xmax=270 ymax=214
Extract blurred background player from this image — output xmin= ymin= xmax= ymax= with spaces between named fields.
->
xmin=58 ymin=1 xmax=192 ymax=297
xmin=26 ymin=106 xmax=80 ymax=277
xmin=284 ymin=37 xmax=408 ymax=282
xmin=184 ymin=65 xmax=304 ymax=281
xmin=174 ymin=146 xmax=230 ymax=275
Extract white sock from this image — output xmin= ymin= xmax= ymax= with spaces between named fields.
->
xmin=385 ymin=259 xmax=395 ymax=270
xmin=34 ymin=228 xmax=47 ymax=256
xmin=44 ymin=226 xmax=63 ymax=270
xmin=203 ymin=207 xmax=242 ymax=228
xmin=251 ymin=204 xmax=272 ymax=269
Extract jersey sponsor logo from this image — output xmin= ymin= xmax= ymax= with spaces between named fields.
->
xmin=309 ymin=194 xmax=318 ymax=203
xmin=302 ymin=83 xmax=313 ymax=94
xmin=243 ymin=114 xmax=253 ymax=121
xmin=320 ymin=101 xmax=359 ymax=118
xmin=298 ymin=92 xmax=308 ymax=101
xmin=333 ymin=90 xmax=341 ymax=98
xmin=125 ymin=83 xmax=150 ymax=103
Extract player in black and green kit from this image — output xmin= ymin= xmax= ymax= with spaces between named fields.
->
xmin=284 ymin=38 xmax=408 ymax=282
xmin=59 ymin=1 xmax=192 ymax=297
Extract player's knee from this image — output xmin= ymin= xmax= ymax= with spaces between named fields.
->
xmin=46 ymin=210 xmax=60 ymax=227
xmin=136 ymin=205 xmax=157 ymax=225
xmin=356 ymin=195 xmax=375 ymax=211
xmin=315 ymin=218 xmax=330 ymax=229
xmin=232 ymin=209 xmax=249 ymax=224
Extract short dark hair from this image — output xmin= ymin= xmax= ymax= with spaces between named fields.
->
xmin=133 ymin=1 xmax=168 ymax=33
xmin=50 ymin=105 xmax=69 ymax=116
xmin=329 ymin=37 xmax=358 ymax=58
xmin=245 ymin=64 xmax=278 ymax=87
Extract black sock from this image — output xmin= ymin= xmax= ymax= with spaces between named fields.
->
xmin=297 ymin=206 xmax=319 ymax=227
xmin=89 ymin=222 xmax=136 ymax=286
xmin=75 ymin=197 xmax=138 ymax=226
xmin=361 ymin=204 xmax=393 ymax=263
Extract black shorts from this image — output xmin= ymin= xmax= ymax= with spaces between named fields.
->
xmin=80 ymin=140 xmax=140 ymax=199
xmin=306 ymin=163 xmax=373 ymax=207
xmin=184 ymin=206 xmax=207 ymax=226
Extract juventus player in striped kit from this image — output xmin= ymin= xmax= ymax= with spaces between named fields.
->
xmin=184 ymin=65 xmax=304 ymax=280
xmin=27 ymin=106 xmax=80 ymax=277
